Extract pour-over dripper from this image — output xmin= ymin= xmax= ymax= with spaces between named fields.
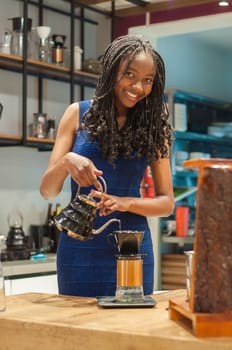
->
xmin=108 ymin=230 xmax=144 ymax=255
xmin=37 ymin=26 xmax=51 ymax=40
xmin=36 ymin=26 xmax=51 ymax=62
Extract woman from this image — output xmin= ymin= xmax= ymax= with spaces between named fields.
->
xmin=40 ymin=35 xmax=174 ymax=297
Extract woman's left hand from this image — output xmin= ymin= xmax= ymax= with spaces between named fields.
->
xmin=90 ymin=190 xmax=125 ymax=216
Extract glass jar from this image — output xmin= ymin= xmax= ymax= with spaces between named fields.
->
xmin=33 ymin=113 xmax=47 ymax=138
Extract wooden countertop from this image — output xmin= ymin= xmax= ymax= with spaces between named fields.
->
xmin=0 ymin=290 xmax=231 ymax=350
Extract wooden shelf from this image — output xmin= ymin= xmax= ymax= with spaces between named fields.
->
xmin=0 ymin=134 xmax=22 ymax=146
xmin=25 ymin=137 xmax=55 ymax=151
xmin=26 ymin=136 xmax=55 ymax=144
xmin=0 ymin=53 xmax=98 ymax=87
xmin=162 ymin=236 xmax=194 ymax=245
xmin=0 ymin=134 xmax=55 ymax=150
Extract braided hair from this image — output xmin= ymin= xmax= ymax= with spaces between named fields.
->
xmin=80 ymin=34 xmax=173 ymax=164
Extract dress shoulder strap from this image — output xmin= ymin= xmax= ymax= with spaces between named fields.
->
xmin=78 ymin=100 xmax=92 ymax=122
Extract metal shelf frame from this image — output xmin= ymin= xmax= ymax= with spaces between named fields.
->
xmin=1 ymin=0 xmax=109 ymax=149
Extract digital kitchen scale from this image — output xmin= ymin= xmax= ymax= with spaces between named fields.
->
xmin=97 ymin=296 xmax=156 ymax=308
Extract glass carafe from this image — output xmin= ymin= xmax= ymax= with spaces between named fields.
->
xmin=9 ymin=17 xmax=33 ymax=58
xmin=11 ymin=31 xmax=32 ymax=57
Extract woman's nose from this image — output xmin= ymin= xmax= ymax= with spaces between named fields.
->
xmin=131 ymin=81 xmax=144 ymax=92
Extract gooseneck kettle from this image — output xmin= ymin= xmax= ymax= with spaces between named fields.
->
xmin=54 ymin=177 xmax=120 ymax=241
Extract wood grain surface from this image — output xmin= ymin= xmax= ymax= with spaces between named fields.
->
xmin=0 ymin=290 xmax=231 ymax=350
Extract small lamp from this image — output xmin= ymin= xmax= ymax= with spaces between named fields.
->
xmin=218 ymin=1 xmax=229 ymax=6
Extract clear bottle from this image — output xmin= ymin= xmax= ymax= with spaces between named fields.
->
xmin=47 ymin=116 xmax=56 ymax=139
xmin=0 ymin=236 xmax=6 ymax=311
xmin=38 ymin=37 xmax=50 ymax=63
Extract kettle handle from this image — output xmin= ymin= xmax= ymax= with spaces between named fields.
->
xmin=76 ymin=175 xmax=107 ymax=196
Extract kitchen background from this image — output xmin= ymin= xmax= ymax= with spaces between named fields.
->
xmin=0 ymin=0 xmax=232 ymax=249
xmin=0 ymin=0 xmax=110 ymax=238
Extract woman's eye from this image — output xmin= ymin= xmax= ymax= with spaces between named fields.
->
xmin=145 ymin=78 xmax=153 ymax=84
xmin=125 ymin=71 xmax=134 ymax=79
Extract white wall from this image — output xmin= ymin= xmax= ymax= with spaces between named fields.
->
xmin=0 ymin=1 xmax=111 ymax=239
xmin=129 ymin=13 xmax=232 ymax=102
xmin=157 ymin=34 xmax=232 ymax=101
xmin=0 ymin=146 xmax=70 ymax=237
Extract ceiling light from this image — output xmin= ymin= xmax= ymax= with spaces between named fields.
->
xmin=218 ymin=1 xmax=229 ymax=6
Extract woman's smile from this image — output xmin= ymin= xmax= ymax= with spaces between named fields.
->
xmin=125 ymin=89 xmax=140 ymax=101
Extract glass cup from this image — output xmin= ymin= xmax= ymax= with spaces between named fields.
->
xmin=184 ymin=250 xmax=194 ymax=301
xmin=176 ymin=206 xmax=189 ymax=237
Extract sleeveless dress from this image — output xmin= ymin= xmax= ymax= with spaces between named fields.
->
xmin=56 ymin=100 xmax=154 ymax=297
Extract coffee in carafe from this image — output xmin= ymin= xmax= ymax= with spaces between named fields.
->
xmin=108 ymin=230 xmax=145 ymax=302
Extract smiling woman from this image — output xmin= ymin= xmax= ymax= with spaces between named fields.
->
xmin=40 ymin=34 xmax=174 ymax=298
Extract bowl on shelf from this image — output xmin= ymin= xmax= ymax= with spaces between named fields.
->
xmin=189 ymin=152 xmax=204 ymax=159
xmin=175 ymin=151 xmax=189 ymax=166
xmin=207 ymin=126 xmax=224 ymax=137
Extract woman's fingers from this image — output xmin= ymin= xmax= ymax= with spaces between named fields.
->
xmin=91 ymin=190 xmax=117 ymax=216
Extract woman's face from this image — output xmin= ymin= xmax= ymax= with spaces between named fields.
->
xmin=114 ymin=51 xmax=156 ymax=114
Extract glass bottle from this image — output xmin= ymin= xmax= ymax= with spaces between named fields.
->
xmin=36 ymin=26 xmax=51 ymax=63
xmin=38 ymin=37 xmax=50 ymax=62
xmin=0 ymin=236 xmax=6 ymax=311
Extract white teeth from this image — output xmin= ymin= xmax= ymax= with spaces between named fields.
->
xmin=127 ymin=91 xmax=137 ymax=98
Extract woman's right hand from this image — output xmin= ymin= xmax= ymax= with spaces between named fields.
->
xmin=40 ymin=102 xmax=103 ymax=199
xmin=63 ymin=152 xmax=103 ymax=190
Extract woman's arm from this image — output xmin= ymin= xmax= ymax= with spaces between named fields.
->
xmin=128 ymin=157 xmax=174 ymax=217
xmin=40 ymin=102 xmax=102 ymax=200
xmin=91 ymin=157 xmax=174 ymax=218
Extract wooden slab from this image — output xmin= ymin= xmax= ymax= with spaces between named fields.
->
xmin=183 ymin=159 xmax=232 ymax=313
xmin=169 ymin=297 xmax=232 ymax=337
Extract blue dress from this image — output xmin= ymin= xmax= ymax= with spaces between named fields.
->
xmin=57 ymin=100 xmax=154 ymax=297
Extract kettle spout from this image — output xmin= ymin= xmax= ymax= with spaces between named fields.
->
xmin=92 ymin=218 xmax=120 ymax=235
